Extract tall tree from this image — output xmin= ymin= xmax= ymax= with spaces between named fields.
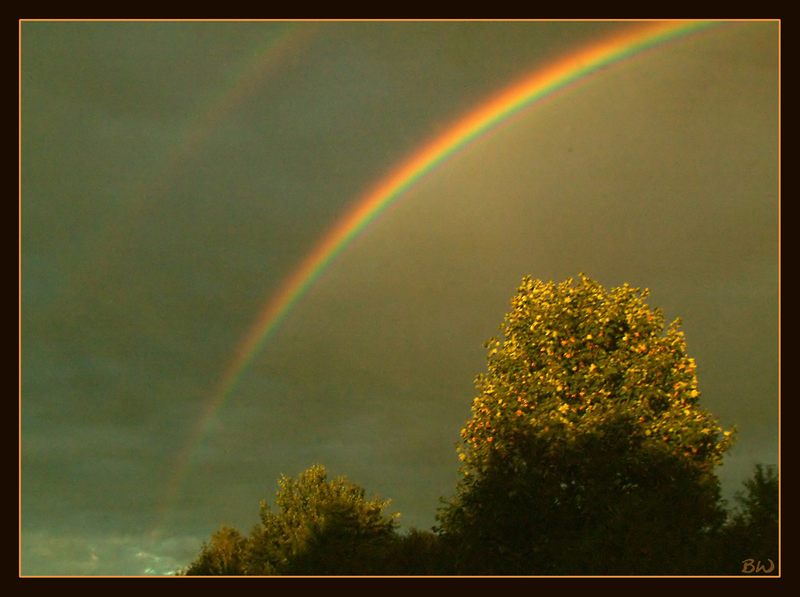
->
xmin=437 ymin=275 xmax=734 ymax=574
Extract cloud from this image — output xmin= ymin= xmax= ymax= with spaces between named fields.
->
xmin=21 ymin=530 xmax=202 ymax=576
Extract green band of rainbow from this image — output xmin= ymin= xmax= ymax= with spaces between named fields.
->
xmin=153 ymin=20 xmax=721 ymax=537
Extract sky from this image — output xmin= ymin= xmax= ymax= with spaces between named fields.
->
xmin=20 ymin=20 xmax=779 ymax=575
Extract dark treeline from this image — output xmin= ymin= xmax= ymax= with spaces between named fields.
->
xmin=181 ymin=462 xmax=777 ymax=576
xmin=182 ymin=276 xmax=779 ymax=576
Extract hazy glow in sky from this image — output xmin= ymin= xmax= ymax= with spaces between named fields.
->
xmin=21 ymin=20 xmax=778 ymax=575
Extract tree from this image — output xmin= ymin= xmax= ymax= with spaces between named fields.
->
xmin=244 ymin=464 xmax=399 ymax=575
xmin=184 ymin=525 xmax=247 ymax=575
xmin=711 ymin=464 xmax=779 ymax=574
xmin=437 ymin=275 xmax=734 ymax=574
xmin=380 ymin=528 xmax=457 ymax=575
xmin=733 ymin=464 xmax=779 ymax=539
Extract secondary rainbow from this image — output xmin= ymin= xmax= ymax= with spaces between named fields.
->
xmin=73 ymin=24 xmax=317 ymax=296
xmin=153 ymin=20 xmax=721 ymax=537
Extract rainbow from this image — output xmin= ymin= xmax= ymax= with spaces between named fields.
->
xmin=73 ymin=23 xmax=317 ymax=291
xmin=153 ymin=20 xmax=721 ymax=537
xmin=161 ymin=23 xmax=318 ymax=177
xmin=213 ymin=20 xmax=719 ymax=401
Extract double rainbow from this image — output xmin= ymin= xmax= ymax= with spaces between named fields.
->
xmin=153 ymin=20 xmax=720 ymax=536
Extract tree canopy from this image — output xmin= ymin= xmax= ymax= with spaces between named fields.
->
xmin=184 ymin=464 xmax=399 ymax=575
xmin=436 ymin=275 xmax=735 ymax=574
xmin=713 ymin=464 xmax=779 ymax=574
xmin=183 ymin=525 xmax=247 ymax=575
xmin=251 ymin=464 xmax=399 ymax=575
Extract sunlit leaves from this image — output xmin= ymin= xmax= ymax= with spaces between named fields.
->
xmin=457 ymin=274 xmax=733 ymax=472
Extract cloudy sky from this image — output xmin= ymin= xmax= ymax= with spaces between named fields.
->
xmin=21 ymin=20 xmax=779 ymax=575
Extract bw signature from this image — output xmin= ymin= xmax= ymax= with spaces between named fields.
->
xmin=741 ymin=558 xmax=776 ymax=574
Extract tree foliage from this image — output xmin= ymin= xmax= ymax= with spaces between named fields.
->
xmin=712 ymin=464 xmax=779 ymax=574
xmin=380 ymin=528 xmax=456 ymax=575
xmin=197 ymin=464 xmax=399 ymax=575
xmin=437 ymin=275 xmax=735 ymax=574
xmin=183 ymin=525 xmax=247 ymax=575
xmin=733 ymin=464 xmax=779 ymax=532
